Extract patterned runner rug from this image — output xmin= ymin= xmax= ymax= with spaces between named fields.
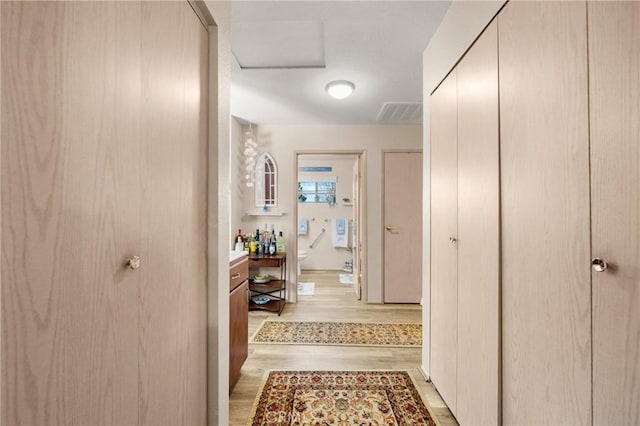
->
xmin=246 ymin=370 xmax=438 ymax=426
xmin=250 ymin=320 xmax=422 ymax=347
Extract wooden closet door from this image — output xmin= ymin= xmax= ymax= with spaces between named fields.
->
xmin=588 ymin=3 xmax=640 ymax=424
xmin=499 ymin=2 xmax=592 ymax=424
xmin=456 ymin=20 xmax=499 ymax=426
xmin=139 ymin=2 xmax=208 ymax=425
xmin=1 ymin=2 xmax=142 ymax=425
xmin=429 ymin=69 xmax=458 ymax=415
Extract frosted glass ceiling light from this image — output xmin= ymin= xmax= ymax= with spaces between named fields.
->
xmin=326 ymin=80 xmax=355 ymax=99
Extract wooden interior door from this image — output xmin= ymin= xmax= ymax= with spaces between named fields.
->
xmin=499 ymin=2 xmax=592 ymax=424
xmin=383 ymin=152 xmax=423 ymax=303
xmin=588 ymin=3 xmax=640 ymax=424
xmin=352 ymin=159 xmax=361 ymax=299
xmin=1 ymin=2 xmax=142 ymax=424
xmin=455 ymin=20 xmax=499 ymax=426
xmin=138 ymin=2 xmax=208 ymax=425
xmin=429 ymin=70 xmax=458 ymax=415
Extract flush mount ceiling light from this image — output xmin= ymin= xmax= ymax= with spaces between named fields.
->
xmin=326 ymin=80 xmax=355 ymax=99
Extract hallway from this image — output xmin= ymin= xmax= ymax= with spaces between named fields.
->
xmin=229 ymin=270 xmax=456 ymax=425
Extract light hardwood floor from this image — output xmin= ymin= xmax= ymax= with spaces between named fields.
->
xmin=229 ymin=270 xmax=457 ymax=425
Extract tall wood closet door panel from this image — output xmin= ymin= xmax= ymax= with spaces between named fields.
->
xmin=499 ymin=2 xmax=592 ymax=424
xmin=139 ymin=3 xmax=208 ymax=425
xmin=429 ymin=69 xmax=458 ymax=415
xmin=588 ymin=3 xmax=640 ymax=424
xmin=456 ymin=20 xmax=499 ymax=426
xmin=1 ymin=2 xmax=142 ymax=425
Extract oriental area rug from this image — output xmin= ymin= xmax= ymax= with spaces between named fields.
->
xmin=246 ymin=370 xmax=438 ymax=426
xmin=250 ymin=320 xmax=422 ymax=347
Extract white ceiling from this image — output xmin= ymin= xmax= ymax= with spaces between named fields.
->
xmin=230 ymin=1 xmax=451 ymax=125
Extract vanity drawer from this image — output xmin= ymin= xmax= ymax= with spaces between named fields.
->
xmin=230 ymin=256 xmax=248 ymax=291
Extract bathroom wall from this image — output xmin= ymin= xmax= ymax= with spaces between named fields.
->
xmin=234 ymin=124 xmax=422 ymax=303
xmin=297 ymin=156 xmax=357 ymax=270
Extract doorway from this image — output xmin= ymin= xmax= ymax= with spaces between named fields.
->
xmin=293 ymin=151 xmax=366 ymax=303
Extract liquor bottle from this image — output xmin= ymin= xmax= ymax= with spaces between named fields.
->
xmin=249 ymin=233 xmax=257 ymax=254
xmin=268 ymin=233 xmax=277 ymax=256
xmin=256 ymin=229 xmax=262 ymax=256
xmin=276 ymin=231 xmax=285 ymax=254
xmin=263 ymin=225 xmax=270 ymax=255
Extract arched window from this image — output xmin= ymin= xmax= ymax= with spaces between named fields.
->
xmin=255 ymin=153 xmax=277 ymax=207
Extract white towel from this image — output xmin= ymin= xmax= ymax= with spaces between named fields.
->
xmin=332 ymin=218 xmax=348 ymax=248
xmin=298 ymin=218 xmax=308 ymax=235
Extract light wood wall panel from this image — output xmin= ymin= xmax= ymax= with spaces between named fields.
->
xmin=455 ymin=20 xmax=499 ymax=426
xmin=1 ymin=2 xmax=142 ymax=424
xmin=588 ymin=2 xmax=640 ymax=424
xmin=498 ymin=2 xmax=592 ymax=424
xmin=139 ymin=2 xmax=208 ymax=425
xmin=429 ymin=69 xmax=458 ymax=415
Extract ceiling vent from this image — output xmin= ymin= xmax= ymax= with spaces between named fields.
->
xmin=376 ymin=102 xmax=423 ymax=124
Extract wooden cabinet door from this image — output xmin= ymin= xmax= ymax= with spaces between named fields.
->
xmin=429 ymin=69 xmax=458 ymax=415
xmin=138 ymin=3 xmax=208 ymax=425
xmin=588 ymin=2 xmax=640 ymax=424
xmin=229 ymin=281 xmax=249 ymax=390
xmin=1 ymin=3 xmax=142 ymax=425
xmin=383 ymin=152 xmax=423 ymax=303
xmin=456 ymin=21 xmax=499 ymax=426
xmin=499 ymin=2 xmax=592 ymax=424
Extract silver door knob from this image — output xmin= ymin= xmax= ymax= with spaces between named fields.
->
xmin=449 ymin=236 xmax=457 ymax=244
xmin=127 ymin=256 xmax=141 ymax=270
xmin=591 ymin=257 xmax=608 ymax=272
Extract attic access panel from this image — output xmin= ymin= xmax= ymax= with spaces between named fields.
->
xmin=232 ymin=20 xmax=325 ymax=69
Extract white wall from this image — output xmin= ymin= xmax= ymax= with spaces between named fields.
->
xmin=421 ymin=0 xmax=506 ymax=379
xmin=230 ymin=117 xmax=247 ymax=239
xmin=298 ymin=156 xmax=357 ymax=270
xmin=234 ymin=124 xmax=421 ymax=303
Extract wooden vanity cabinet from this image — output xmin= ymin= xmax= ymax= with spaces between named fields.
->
xmin=229 ymin=256 xmax=249 ymax=391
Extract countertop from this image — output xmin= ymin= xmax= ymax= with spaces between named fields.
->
xmin=230 ymin=250 xmax=249 ymax=264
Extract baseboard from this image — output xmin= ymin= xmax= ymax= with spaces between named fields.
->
xmin=418 ymin=364 xmax=430 ymax=382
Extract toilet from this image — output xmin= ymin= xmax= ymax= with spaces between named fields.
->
xmin=297 ymin=250 xmax=308 ymax=276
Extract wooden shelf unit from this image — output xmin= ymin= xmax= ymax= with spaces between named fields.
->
xmin=248 ymin=254 xmax=287 ymax=315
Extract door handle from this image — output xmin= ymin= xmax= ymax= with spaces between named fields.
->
xmin=591 ymin=257 xmax=608 ymax=272
xmin=449 ymin=236 xmax=457 ymax=245
xmin=385 ymin=225 xmax=396 ymax=231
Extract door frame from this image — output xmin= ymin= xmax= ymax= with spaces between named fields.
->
xmin=292 ymin=150 xmax=367 ymax=304
xmin=381 ymin=149 xmax=423 ymax=303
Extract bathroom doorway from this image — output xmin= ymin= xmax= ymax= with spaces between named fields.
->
xmin=292 ymin=151 xmax=366 ymax=303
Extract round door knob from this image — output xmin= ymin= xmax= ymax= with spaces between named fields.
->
xmin=449 ymin=236 xmax=457 ymax=244
xmin=385 ymin=225 xmax=395 ymax=231
xmin=591 ymin=257 xmax=608 ymax=272
xmin=127 ymin=256 xmax=141 ymax=270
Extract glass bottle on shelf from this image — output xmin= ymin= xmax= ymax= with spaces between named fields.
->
xmin=268 ymin=233 xmax=277 ymax=256
xmin=276 ymin=231 xmax=285 ymax=254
